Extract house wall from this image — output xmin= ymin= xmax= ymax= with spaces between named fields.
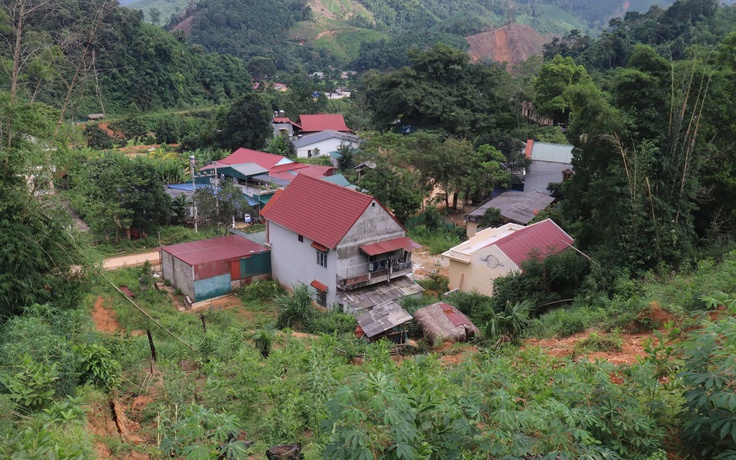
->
xmin=162 ymin=251 xmax=195 ymax=300
xmin=296 ymin=138 xmax=359 ymax=159
xmin=336 ymin=200 xmax=405 ymax=281
xmin=272 ymin=123 xmax=293 ymax=138
xmin=269 ymin=222 xmax=338 ymax=305
xmin=466 ymin=221 xmax=479 ymax=238
xmin=447 ymin=245 xmax=519 ymax=296
xmin=193 ymin=274 xmax=232 ymax=301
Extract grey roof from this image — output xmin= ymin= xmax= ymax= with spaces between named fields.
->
xmin=356 ymin=301 xmax=412 ymax=338
xmin=337 ymin=275 xmax=424 ymax=314
xmin=228 ymin=229 xmax=267 ymax=245
xmin=465 ymin=191 xmax=555 ymax=225
xmin=320 ymin=174 xmax=352 ymax=187
xmin=292 ymin=130 xmax=360 ymax=148
xmin=229 ymin=163 xmax=269 ymax=178
xmin=524 ymin=160 xmax=572 ymax=194
xmin=530 ymin=141 xmax=573 ymax=163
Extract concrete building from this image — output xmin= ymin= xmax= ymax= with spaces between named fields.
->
xmin=161 ymin=235 xmax=271 ymax=302
xmin=521 ymin=140 xmax=574 ymax=194
xmin=443 ymin=219 xmax=573 ymax=297
xmin=261 ymin=173 xmax=423 ymax=313
xmin=292 ymin=130 xmax=361 ymax=159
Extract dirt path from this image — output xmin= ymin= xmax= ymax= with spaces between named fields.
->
xmin=103 ymin=250 xmax=161 ymax=271
xmin=524 ymin=329 xmax=653 ymax=366
xmin=92 ymin=296 xmax=120 ymax=333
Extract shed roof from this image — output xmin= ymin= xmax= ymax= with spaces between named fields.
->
xmin=203 ymin=148 xmax=294 ymax=171
xmin=292 ymin=130 xmax=360 ymax=148
xmin=162 ymin=234 xmax=269 ymax=266
xmin=360 ymin=236 xmax=421 ymax=256
xmin=261 ymin=173 xmax=399 ymax=249
xmin=525 ymin=139 xmax=574 ymax=163
xmin=523 ymin=160 xmax=572 ymax=194
xmin=414 ymin=302 xmax=480 ymax=344
xmin=337 ymin=276 xmax=424 ymax=313
xmin=494 ymin=218 xmax=573 ymax=267
xmin=466 ymin=191 xmax=555 ymax=225
xmin=297 ymin=114 xmax=350 ymax=132
xmin=356 ymin=301 xmax=412 ymax=338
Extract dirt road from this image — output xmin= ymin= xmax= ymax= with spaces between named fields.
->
xmin=103 ymin=250 xmax=161 ymax=270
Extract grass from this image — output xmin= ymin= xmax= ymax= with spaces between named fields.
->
xmin=574 ymin=331 xmax=623 ymax=354
xmin=92 ymin=226 xmax=221 ymax=257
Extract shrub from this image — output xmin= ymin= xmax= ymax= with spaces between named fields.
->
xmin=574 ymin=331 xmax=623 ymax=353
xmin=276 ymin=284 xmax=315 ymax=331
xmin=416 ymin=273 xmax=449 ymax=295
xmin=308 ymin=311 xmax=356 ymax=335
xmin=239 ymin=280 xmax=285 ymax=303
xmin=74 ymin=343 xmax=122 ymax=391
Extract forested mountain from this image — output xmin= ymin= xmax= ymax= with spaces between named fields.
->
xmin=0 ymin=0 xmax=252 ymax=119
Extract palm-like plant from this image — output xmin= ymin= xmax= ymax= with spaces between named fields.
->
xmin=485 ymin=299 xmax=534 ymax=342
xmin=250 ymin=326 xmax=277 ymax=358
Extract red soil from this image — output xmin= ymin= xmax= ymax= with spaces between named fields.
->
xmin=92 ymin=296 xmax=120 ymax=333
xmin=466 ymin=23 xmax=549 ymax=69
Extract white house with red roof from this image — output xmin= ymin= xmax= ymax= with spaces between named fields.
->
xmin=296 ymin=114 xmax=351 ymax=134
xmin=261 ymin=173 xmax=423 ymax=313
xmin=292 ymin=130 xmax=361 ymax=159
xmin=443 ymin=219 xmax=573 ymax=297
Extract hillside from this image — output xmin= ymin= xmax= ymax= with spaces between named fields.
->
xmin=466 ymin=23 xmax=549 ymax=67
xmin=124 ymin=0 xmax=683 ymax=71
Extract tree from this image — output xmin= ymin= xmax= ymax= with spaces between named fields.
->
xmin=192 ymin=180 xmax=253 ymax=233
xmin=358 ymin=163 xmax=423 ymax=222
xmin=365 ymin=43 xmax=511 ymax=137
xmin=84 ymin=124 xmax=114 ymax=150
xmin=264 ymin=134 xmax=292 ymax=157
xmin=247 ymin=56 xmax=276 ymax=81
xmin=218 ymin=91 xmax=271 ymax=151
xmin=533 ymin=55 xmax=594 ymax=125
xmin=276 ymin=284 xmax=315 ymax=331
xmin=335 ymin=144 xmax=357 ymax=171
xmin=148 ymin=7 xmax=160 ymax=25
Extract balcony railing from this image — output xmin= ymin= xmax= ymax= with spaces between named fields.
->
xmin=337 ymin=259 xmax=413 ymax=290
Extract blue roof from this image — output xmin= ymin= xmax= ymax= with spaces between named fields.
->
xmin=167 ymin=183 xmax=209 ymax=191
xmin=321 ymin=174 xmax=352 ymax=187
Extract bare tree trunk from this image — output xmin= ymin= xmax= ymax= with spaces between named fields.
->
xmin=146 ymin=329 xmax=157 ymax=362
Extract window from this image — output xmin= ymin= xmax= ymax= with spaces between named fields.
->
xmin=317 ymin=250 xmax=327 ymax=267
xmin=298 ymin=235 xmax=303 ymax=242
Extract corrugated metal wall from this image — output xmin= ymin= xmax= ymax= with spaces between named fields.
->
xmin=194 ymin=274 xmax=231 ymax=301
xmin=194 ymin=259 xmax=229 ymax=281
xmin=241 ymin=252 xmax=271 ymax=277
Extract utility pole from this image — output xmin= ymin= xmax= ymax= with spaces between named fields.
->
xmin=189 ymin=155 xmax=197 ymax=233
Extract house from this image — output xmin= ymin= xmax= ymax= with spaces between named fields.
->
xmin=414 ymin=302 xmax=480 ymax=344
xmin=296 ymin=114 xmax=351 ymax=134
xmin=355 ymin=301 xmax=412 ymax=344
xmin=87 ymin=113 xmax=105 ymax=121
xmin=292 ymin=130 xmax=361 ymax=159
xmin=443 ymin=219 xmax=573 ymax=296
xmin=464 ymin=190 xmax=555 ymax=238
xmin=521 ymin=139 xmax=574 ymax=194
xmin=160 ymin=235 xmax=271 ymax=303
xmin=261 ymin=173 xmax=423 ymax=314
xmin=199 ymin=148 xmax=338 ymax=207
xmin=272 ymin=112 xmax=300 ymax=138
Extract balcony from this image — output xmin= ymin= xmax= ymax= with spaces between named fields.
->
xmin=337 ymin=258 xmax=413 ymax=291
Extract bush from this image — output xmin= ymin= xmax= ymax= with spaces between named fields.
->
xmin=276 ymin=284 xmax=315 ymax=331
xmin=574 ymin=331 xmax=623 ymax=353
xmin=416 ymin=273 xmax=449 ymax=295
xmin=239 ymin=280 xmax=285 ymax=303
xmin=308 ymin=311 xmax=357 ymax=335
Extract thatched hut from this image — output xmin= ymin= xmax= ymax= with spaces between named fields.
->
xmin=414 ymin=302 xmax=480 ymax=344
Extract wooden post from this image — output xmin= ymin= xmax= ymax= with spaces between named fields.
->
xmin=200 ymin=314 xmax=207 ymax=333
xmin=146 ymin=329 xmax=157 ymax=362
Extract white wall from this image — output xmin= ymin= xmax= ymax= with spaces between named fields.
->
xmin=269 ymin=222 xmax=338 ymax=305
xmin=296 ymin=139 xmax=360 ymax=159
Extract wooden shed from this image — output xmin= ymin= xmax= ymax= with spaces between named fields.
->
xmin=161 ymin=234 xmax=270 ymax=302
xmin=355 ymin=301 xmax=412 ymax=344
xmin=414 ymin=302 xmax=480 ymax=344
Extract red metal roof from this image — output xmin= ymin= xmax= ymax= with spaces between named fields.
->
xmin=525 ymin=139 xmax=534 ymax=159
xmin=494 ymin=219 xmax=573 ymax=268
xmin=438 ymin=302 xmax=470 ymax=327
xmin=202 ymin=148 xmax=288 ymax=171
xmin=262 ymin=173 xmax=392 ymax=249
xmin=162 ymin=235 xmax=269 ymax=266
xmin=360 ymin=236 xmax=421 ymax=256
xmin=310 ymin=280 xmax=328 ymax=292
xmin=297 ymin=114 xmax=350 ymax=133
xmin=259 ymin=189 xmax=283 ymax=215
